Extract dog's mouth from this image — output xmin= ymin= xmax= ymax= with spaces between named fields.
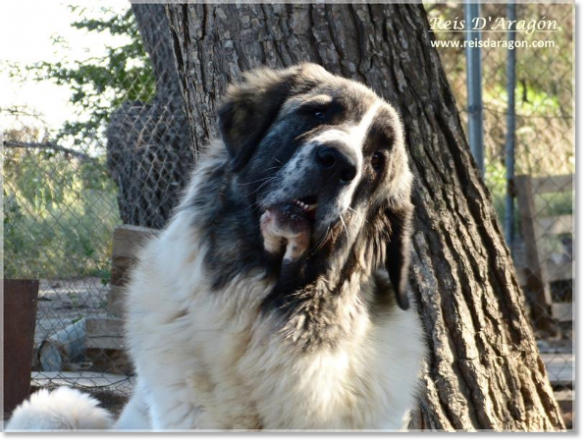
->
xmin=263 ymin=194 xmax=318 ymax=230
xmin=260 ymin=194 xmax=320 ymax=260
xmin=291 ymin=195 xmax=318 ymax=221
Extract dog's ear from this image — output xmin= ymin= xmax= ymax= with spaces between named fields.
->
xmin=385 ymin=201 xmax=414 ymax=310
xmin=219 ymin=65 xmax=319 ymax=172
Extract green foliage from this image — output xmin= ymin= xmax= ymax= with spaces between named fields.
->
xmin=485 ymin=162 xmax=573 ymax=239
xmin=484 ymin=82 xmax=562 ymax=116
xmin=3 ymin=150 xmax=120 ymax=279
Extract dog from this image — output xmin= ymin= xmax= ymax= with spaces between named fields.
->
xmin=7 ymin=63 xmax=424 ymax=431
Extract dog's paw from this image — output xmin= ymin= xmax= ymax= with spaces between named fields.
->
xmin=261 ymin=204 xmax=310 ymax=261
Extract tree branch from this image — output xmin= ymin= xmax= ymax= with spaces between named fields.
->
xmin=2 ymin=140 xmax=96 ymax=162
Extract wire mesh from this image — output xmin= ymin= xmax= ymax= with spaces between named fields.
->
xmin=1 ymin=3 xmax=575 ymax=426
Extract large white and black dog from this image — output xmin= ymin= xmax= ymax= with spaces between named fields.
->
xmin=8 ymin=63 xmax=424 ymax=431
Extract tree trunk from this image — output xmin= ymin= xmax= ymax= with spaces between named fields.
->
xmin=114 ymin=3 xmax=564 ymax=431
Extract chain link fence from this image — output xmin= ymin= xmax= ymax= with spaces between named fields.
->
xmin=2 ymin=3 xmax=574 ymax=425
xmin=2 ymin=111 xmax=133 ymax=411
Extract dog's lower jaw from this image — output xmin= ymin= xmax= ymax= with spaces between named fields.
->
xmin=260 ymin=207 xmax=310 ymax=262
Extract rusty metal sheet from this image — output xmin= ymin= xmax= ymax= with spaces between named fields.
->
xmin=3 ymin=279 xmax=39 ymax=418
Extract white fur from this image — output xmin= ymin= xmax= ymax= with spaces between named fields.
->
xmin=112 ymin=149 xmax=425 ymax=430
xmin=6 ymin=387 xmax=113 ymax=431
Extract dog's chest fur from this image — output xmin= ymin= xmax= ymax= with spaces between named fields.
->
xmin=124 ymin=200 xmax=423 ymax=430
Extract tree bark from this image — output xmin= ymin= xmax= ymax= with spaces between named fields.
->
xmin=116 ymin=3 xmax=564 ymax=431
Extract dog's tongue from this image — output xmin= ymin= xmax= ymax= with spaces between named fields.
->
xmin=260 ymin=203 xmax=311 ymax=261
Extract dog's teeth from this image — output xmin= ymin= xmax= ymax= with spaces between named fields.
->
xmin=291 ymin=199 xmax=314 ymax=212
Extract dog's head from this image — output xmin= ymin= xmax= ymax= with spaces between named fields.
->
xmin=218 ymin=64 xmax=414 ymax=310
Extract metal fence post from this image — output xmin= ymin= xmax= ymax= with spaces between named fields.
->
xmin=465 ymin=2 xmax=485 ymax=179
xmin=505 ymin=2 xmax=517 ymax=247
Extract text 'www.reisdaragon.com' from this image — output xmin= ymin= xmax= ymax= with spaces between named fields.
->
xmin=430 ymin=38 xmax=556 ymax=50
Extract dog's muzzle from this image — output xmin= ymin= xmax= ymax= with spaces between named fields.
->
xmin=315 ymin=144 xmax=358 ymax=187
xmin=259 ymin=142 xmax=359 ymax=261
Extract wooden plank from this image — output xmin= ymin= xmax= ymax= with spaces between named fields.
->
xmin=515 ymin=264 xmax=572 ymax=287
xmin=548 ymin=262 xmax=573 ymax=282
xmin=512 ymin=239 xmax=528 ymax=286
xmin=514 ymin=266 xmax=527 ymax=287
xmin=85 ymin=336 xmax=124 ymax=351
xmin=536 ymin=215 xmax=573 ymax=236
xmin=85 ymin=349 xmax=133 ymax=375
xmin=83 ymin=317 xmax=130 ymax=375
xmin=112 ymin=224 xmax=158 ymax=260
xmin=555 ymin=390 xmax=575 ymax=429
xmin=515 ymin=175 xmax=554 ymax=331
xmin=536 ymin=338 xmax=572 ymax=354
xmin=110 ymin=256 xmax=137 ymax=286
xmin=107 ymin=285 xmax=127 ymax=317
xmin=85 ymin=317 xmax=125 ymax=351
xmin=4 ymin=280 xmax=39 ymax=416
xmin=554 ymin=390 xmax=574 ymax=415
xmin=541 ymin=353 xmax=574 ymax=386
xmin=554 ymin=390 xmax=574 ymax=402
xmin=511 ymin=238 xmax=527 ymax=267
xmin=530 ymin=174 xmax=574 ymax=194
xmin=108 ymin=225 xmax=158 ymax=318
xmin=551 ymin=303 xmax=573 ymax=322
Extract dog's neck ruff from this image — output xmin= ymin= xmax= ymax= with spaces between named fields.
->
xmin=181 ymin=144 xmax=391 ymax=352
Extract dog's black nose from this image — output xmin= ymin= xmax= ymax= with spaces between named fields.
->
xmin=316 ymin=146 xmax=357 ymax=184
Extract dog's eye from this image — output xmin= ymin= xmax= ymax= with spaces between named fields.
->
xmin=313 ymin=109 xmax=327 ymax=121
xmin=371 ymin=152 xmax=384 ymax=171
xmin=299 ymin=104 xmax=328 ymax=122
